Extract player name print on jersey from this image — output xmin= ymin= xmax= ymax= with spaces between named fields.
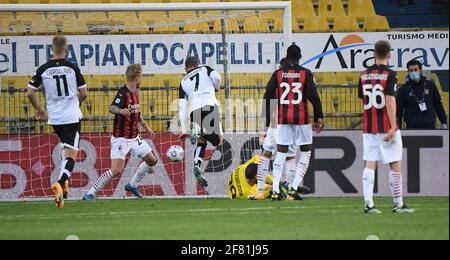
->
xmin=28 ymin=59 xmax=86 ymax=125
xmin=359 ymin=64 xmax=397 ymax=134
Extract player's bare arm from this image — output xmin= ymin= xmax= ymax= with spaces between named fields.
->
xmin=384 ymin=95 xmax=398 ymax=142
xmin=109 ymin=104 xmax=131 ymax=117
xmin=138 ymin=115 xmax=155 ymax=138
xmin=26 ymin=87 xmax=46 ymax=121
xmin=306 ymin=72 xmax=324 ymax=134
xmin=78 ymin=87 xmax=88 ymax=105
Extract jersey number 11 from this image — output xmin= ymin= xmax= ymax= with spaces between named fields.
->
xmin=53 ymin=75 xmax=69 ymax=97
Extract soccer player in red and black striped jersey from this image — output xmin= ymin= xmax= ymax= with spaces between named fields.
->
xmin=263 ymin=45 xmax=324 ymax=200
xmin=83 ymin=64 xmax=158 ymax=201
xmin=358 ymin=40 xmax=414 ymax=214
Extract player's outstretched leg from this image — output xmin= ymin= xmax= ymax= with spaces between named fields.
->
xmin=83 ymin=170 xmax=114 ymax=201
xmin=125 ymin=152 xmax=158 ymax=198
xmin=83 ymin=159 xmax=123 ymax=201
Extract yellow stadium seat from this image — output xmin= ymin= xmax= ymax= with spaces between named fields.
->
xmin=47 ymin=0 xmax=86 ymax=3
xmin=0 ymin=12 xmax=14 ymax=23
xmin=78 ymin=12 xmax=108 ymax=23
xmin=396 ymin=71 xmax=409 ymax=85
xmin=364 ymin=15 xmax=390 ymax=32
xmin=77 ymin=0 xmax=109 ymax=3
xmin=333 ymin=16 xmax=360 ymax=32
xmin=302 ymin=16 xmax=329 ymax=32
xmin=292 ymin=0 xmax=316 ymax=18
xmin=431 ymin=73 xmax=444 ymax=93
xmin=184 ymin=22 xmax=210 ymax=33
xmin=253 ymin=12 xmax=282 ymax=33
xmin=318 ymin=0 xmax=346 ymax=17
xmin=321 ymin=72 xmax=339 ymax=85
xmin=348 ymin=0 xmax=376 ymax=18
xmin=336 ymin=72 xmax=359 ymax=85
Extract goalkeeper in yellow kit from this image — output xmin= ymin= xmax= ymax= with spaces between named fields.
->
xmin=227 ymin=155 xmax=273 ymax=200
xmin=228 ymin=155 xmax=311 ymax=200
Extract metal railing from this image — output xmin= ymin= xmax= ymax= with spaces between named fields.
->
xmin=0 ymin=83 xmax=367 ymax=134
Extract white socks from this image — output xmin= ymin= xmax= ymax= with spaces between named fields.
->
xmin=291 ymin=151 xmax=311 ymax=190
xmin=362 ymin=169 xmax=405 ymax=208
xmin=88 ymin=170 xmax=113 ymax=195
xmin=272 ymin=152 xmax=288 ymax=194
xmin=362 ymin=168 xmax=375 ymax=208
xmin=257 ymin=156 xmax=270 ymax=193
xmin=285 ymin=159 xmax=297 ymax=186
xmin=130 ymin=162 xmax=150 ymax=188
xmin=389 ymin=170 xmax=404 ymax=208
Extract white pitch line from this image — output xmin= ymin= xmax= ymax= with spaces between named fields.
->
xmin=0 ymin=204 xmax=448 ymax=221
xmin=0 ymin=206 xmax=303 ymax=220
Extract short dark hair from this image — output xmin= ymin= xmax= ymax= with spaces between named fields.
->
xmin=286 ymin=44 xmax=302 ymax=61
xmin=374 ymin=40 xmax=391 ymax=59
xmin=406 ymin=59 xmax=423 ymax=70
xmin=279 ymin=57 xmax=289 ymax=69
xmin=245 ymin=163 xmax=258 ymax=180
xmin=185 ymin=56 xmax=199 ymax=68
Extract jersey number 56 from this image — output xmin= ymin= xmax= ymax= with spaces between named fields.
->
xmin=363 ymin=84 xmax=386 ymax=110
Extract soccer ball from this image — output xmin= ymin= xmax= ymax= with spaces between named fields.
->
xmin=167 ymin=145 xmax=184 ymax=162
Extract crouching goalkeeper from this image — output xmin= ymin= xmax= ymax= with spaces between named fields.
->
xmin=227 ymin=155 xmax=310 ymax=200
xmin=228 ymin=156 xmax=272 ymax=200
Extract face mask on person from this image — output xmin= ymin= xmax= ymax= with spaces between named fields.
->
xmin=409 ymin=71 xmax=421 ymax=81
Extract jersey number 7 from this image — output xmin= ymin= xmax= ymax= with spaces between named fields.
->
xmin=190 ymin=73 xmax=200 ymax=91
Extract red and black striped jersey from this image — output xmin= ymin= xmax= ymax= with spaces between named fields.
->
xmin=111 ymin=85 xmax=141 ymax=139
xmin=264 ymin=64 xmax=323 ymax=127
xmin=358 ymin=64 xmax=398 ymax=134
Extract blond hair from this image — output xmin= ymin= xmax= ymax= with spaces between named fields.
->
xmin=52 ymin=35 xmax=67 ymax=55
xmin=126 ymin=64 xmax=142 ymax=81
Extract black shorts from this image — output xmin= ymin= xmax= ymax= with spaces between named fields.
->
xmin=52 ymin=122 xmax=81 ymax=151
xmin=190 ymin=105 xmax=223 ymax=147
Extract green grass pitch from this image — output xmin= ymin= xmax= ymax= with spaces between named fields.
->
xmin=0 ymin=197 xmax=448 ymax=240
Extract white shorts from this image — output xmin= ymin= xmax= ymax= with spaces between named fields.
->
xmin=263 ymin=127 xmax=297 ymax=157
xmin=277 ymin=124 xmax=313 ymax=146
xmin=111 ymin=135 xmax=152 ymax=160
xmin=363 ymin=131 xmax=403 ymax=164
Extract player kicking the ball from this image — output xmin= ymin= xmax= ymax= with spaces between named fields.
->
xmin=359 ymin=41 xmax=414 ymax=214
xmin=178 ymin=57 xmax=223 ymax=187
xmin=27 ymin=35 xmax=88 ymax=208
xmin=83 ymin=64 xmax=157 ymax=200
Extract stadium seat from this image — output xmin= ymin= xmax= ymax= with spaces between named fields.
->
xmin=292 ymin=0 xmax=316 ymax=18
xmin=364 ymin=15 xmax=390 ymax=31
xmin=336 ymin=72 xmax=359 ymax=85
xmin=255 ymin=13 xmax=283 ymax=33
xmin=184 ymin=22 xmax=211 ymax=33
xmin=396 ymin=71 xmax=409 ymax=85
xmin=348 ymin=0 xmax=376 ymax=18
xmin=318 ymin=0 xmax=346 ymax=17
xmin=321 ymin=72 xmax=339 ymax=85
xmin=431 ymin=73 xmax=444 ymax=94
xmin=333 ymin=16 xmax=360 ymax=32
xmin=302 ymin=16 xmax=329 ymax=32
